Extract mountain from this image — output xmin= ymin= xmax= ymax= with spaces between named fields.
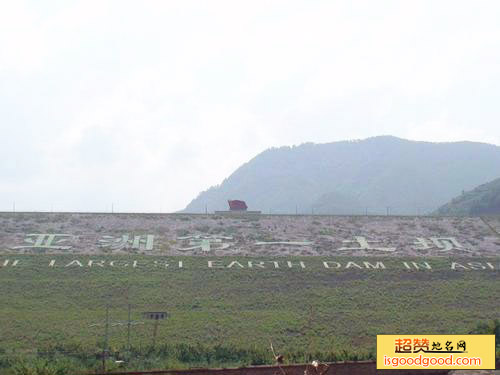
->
xmin=434 ymin=177 xmax=500 ymax=216
xmin=182 ymin=136 xmax=500 ymax=215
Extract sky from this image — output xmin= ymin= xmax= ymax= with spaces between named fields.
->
xmin=1 ymin=0 xmax=500 ymax=213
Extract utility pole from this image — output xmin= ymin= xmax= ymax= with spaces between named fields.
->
xmin=143 ymin=311 xmax=168 ymax=349
xmin=102 ymin=305 xmax=110 ymax=372
xmin=152 ymin=319 xmax=159 ymax=347
xmin=386 ymin=206 xmax=390 ymax=216
xmin=127 ymin=304 xmax=131 ymax=355
xmin=111 ymin=203 xmax=114 ymax=214
xmin=89 ymin=305 xmax=144 ymax=368
xmin=13 ymin=201 xmax=15 ymax=213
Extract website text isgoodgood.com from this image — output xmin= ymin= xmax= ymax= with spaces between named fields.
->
xmin=384 ymin=354 xmax=481 ymax=368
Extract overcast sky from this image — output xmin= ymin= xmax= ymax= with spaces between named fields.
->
xmin=1 ymin=0 xmax=500 ymax=212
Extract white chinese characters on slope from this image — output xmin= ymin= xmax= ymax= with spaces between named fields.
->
xmin=413 ymin=237 xmax=470 ymax=252
xmin=336 ymin=236 xmax=469 ymax=253
xmin=7 ymin=233 xmax=472 ymax=254
xmin=254 ymin=241 xmax=313 ymax=246
xmin=337 ymin=236 xmax=396 ymax=252
xmin=176 ymin=235 xmax=234 ymax=253
xmin=98 ymin=235 xmax=155 ymax=252
xmin=9 ymin=233 xmax=156 ymax=253
xmin=176 ymin=236 xmax=313 ymax=253
xmin=12 ymin=234 xmax=73 ymax=250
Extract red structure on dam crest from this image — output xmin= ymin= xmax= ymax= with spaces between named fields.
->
xmin=215 ymin=200 xmax=261 ymax=215
xmin=228 ymin=200 xmax=248 ymax=211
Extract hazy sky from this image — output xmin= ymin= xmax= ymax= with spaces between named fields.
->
xmin=1 ymin=0 xmax=500 ymax=212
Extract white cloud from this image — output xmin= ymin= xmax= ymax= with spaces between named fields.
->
xmin=1 ymin=0 xmax=500 ymax=211
xmin=0 ymin=1 xmax=47 ymax=74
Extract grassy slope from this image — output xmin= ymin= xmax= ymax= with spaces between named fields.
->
xmin=0 ymin=256 xmax=498 ymax=357
xmin=435 ymin=178 xmax=500 ymax=215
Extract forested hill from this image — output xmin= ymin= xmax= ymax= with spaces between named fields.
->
xmin=435 ymin=177 xmax=500 ymax=216
xmin=183 ymin=136 xmax=500 ymax=215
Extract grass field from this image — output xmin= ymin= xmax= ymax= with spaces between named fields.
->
xmin=1 ymin=255 xmax=498 ymax=360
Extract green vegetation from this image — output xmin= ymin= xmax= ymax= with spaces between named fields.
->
xmin=0 ymin=255 xmax=498 ymax=372
xmin=470 ymin=318 xmax=500 ymax=358
xmin=2 ymin=342 xmax=374 ymax=374
xmin=183 ymin=136 xmax=500 ymax=215
xmin=435 ymin=177 xmax=500 ymax=216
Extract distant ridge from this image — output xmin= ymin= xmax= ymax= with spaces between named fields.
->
xmin=435 ymin=177 xmax=500 ymax=216
xmin=183 ymin=136 xmax=500 ymax=215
